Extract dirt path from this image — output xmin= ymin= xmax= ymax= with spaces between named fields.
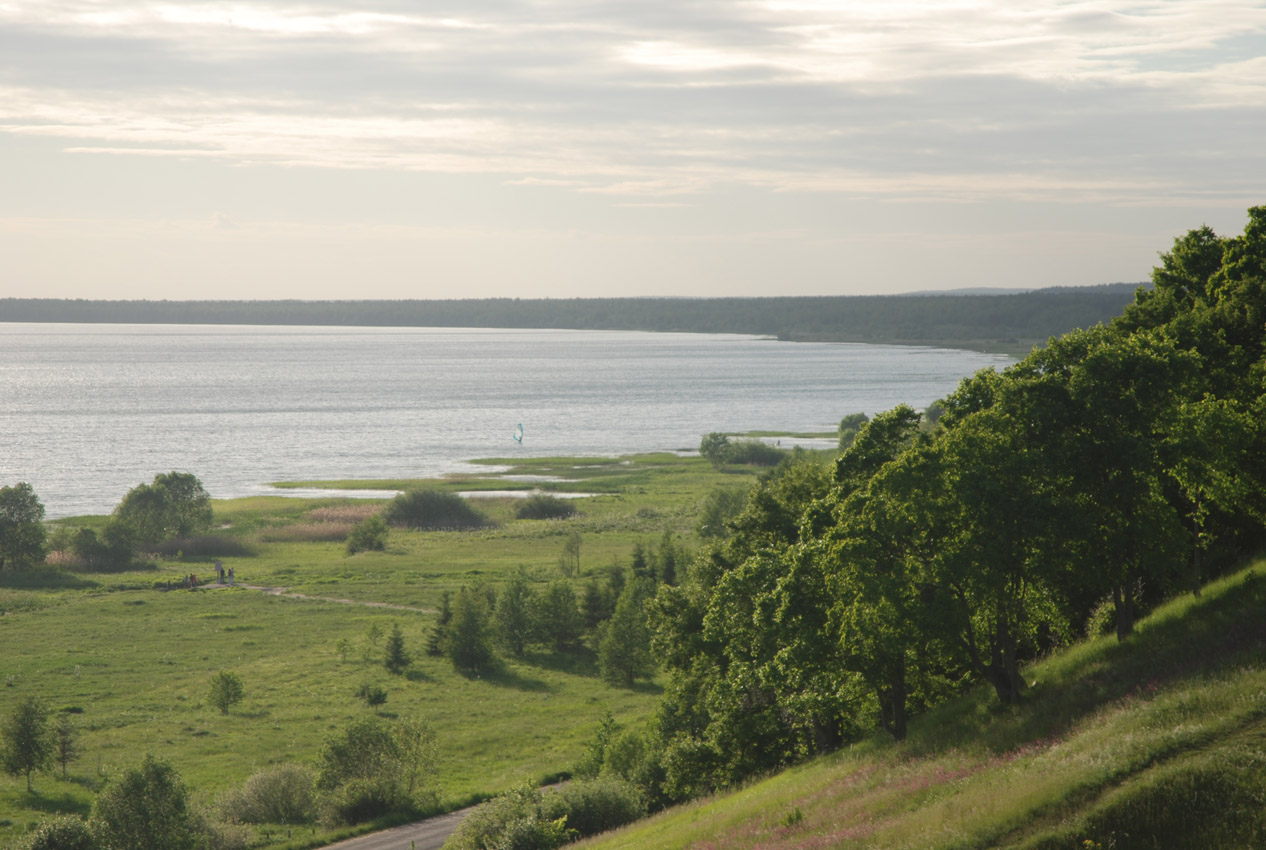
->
xmin=228 ymin=583 xmax=437 ymax=614
xmin=318 ymin=806 xmax=473 ymax=850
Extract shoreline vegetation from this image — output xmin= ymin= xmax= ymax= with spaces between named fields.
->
xmin=0 ymin=285 xmax=1143 ymax=356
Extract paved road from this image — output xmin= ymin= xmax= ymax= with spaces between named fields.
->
xmin=319 ymin=806 xmax=473 ymax=850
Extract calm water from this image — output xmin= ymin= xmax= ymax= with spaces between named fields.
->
xmin=0 ymin=324 xmax=1011 ymax=518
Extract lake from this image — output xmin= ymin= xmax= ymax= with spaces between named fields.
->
xmin=0 ymin=324 xmax=1012 ymax=518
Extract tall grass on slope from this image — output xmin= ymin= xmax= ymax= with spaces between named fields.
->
xmin=577 ymin=564 xmax=1266 ymax=850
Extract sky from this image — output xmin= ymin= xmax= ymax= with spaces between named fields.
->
xmin=2 ymin=1 xmax=1264 ymax=300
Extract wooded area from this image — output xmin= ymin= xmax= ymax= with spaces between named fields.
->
xmin=0 ymin=285 xmax=1141 ymax=352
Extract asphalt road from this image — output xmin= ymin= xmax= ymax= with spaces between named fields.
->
xmin=319 ymin=806 xmax=473 ymax=850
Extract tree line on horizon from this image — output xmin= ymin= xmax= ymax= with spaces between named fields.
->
xmin=0 ymin=285 xmax=1141 ymax=348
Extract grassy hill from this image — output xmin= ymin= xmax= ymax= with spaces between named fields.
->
xmin=576 ymin=561 xmax=1266 ymax=850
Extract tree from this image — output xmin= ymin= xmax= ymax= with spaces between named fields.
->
xmin=695 ymin=486 xmax=747 ymax=539
xmin=598 ymin=581 xmax=655 ymax=687
xmin=346 ymin=514 xmax=388 ymax=555
xmin=426 ymin=591 xmax=453 ymax=657
xmin=558 ymin=531 xmax=582 ymax=577
xmin=207 ymin=671 xmax=245 ymax=715
xmin=383 ymin=623 xmax=411 ymax=675
xmin=54 ymin=715 xmax=80 ymax=779
xmin=445 ymin=587 xmax=497 ymax=671
xmin=536 ymin=580 xmax=584 ymax=652
xmin=494 ymin=569 xmax=537 ymax=657
xmin=1 ymin=695 xmax=53 ymax=792
xmin=92 ymin=755 xmax=201 ymax=850
xmin=698 ymin=433 xmax=732 ymax=467
xmin=315 ymin=715 xmax=438 ymax=822
xmin=112 ymin=472 xmax=212 ymax=547
xmin=0 ymin=482 xmax=47 ymax=571
xmin=837 ymin=412 xmax=869 ymax=449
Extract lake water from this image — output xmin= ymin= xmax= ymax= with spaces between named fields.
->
xmin=0 ymin=324 xmax=1012 ymax=518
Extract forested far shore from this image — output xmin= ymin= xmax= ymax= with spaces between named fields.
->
xmin=0 ymin=285 xmax=1143 ymax=353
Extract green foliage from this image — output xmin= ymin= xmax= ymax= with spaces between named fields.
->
xmin=536 ymin=580 xmax=583 ymax=653
xmin=315 ymin=715 xmax=437 ymax=825
xmin=112 ymin=472 xmax=212 ymax=547
xmin=383 ymin=623 xmax=411 ymax=675
xmin=725 ymin=439 xmax=785 ymax=467
xmin=515 ymin=494 xmax=578 ymax=521
xmin=557 ymin=531 xmax=582 ymax=577
xmin=0 ymin=482 xmax=47 ymax=571
xmin=495 ymin=569 xmax=537 ymax=657
xmin=16 ymin=816 xmax=96 ymax=850
xmin=219 ymin=763 xmax=317 ymax=825
xmin=447 ymin=778 xmax=647 ymax=850
xmin=92 ymin=755 xmax=201 ymax=850
xmin=383 ymin=488 xmax=488 ymax=531
xmin=354 ymin=682 xmax=388 ymax=707
xmin=53 ymin=715 xmax=79 ymax=780
xmin=446 ymin=587 xmax=497 ymax=671
xmin=1 ymin=695 xmax=52 ymax=792
xmin=698 ymin=433 xmax=732 ymax=468
xmin=837 ymin=412 xmax=869 ymax=449
xmin=207 ymin=671 xmax=245 ymax=715
xmin=695 ymin=486 xmax=747 ymax=539
xmin=598 ymin=580 xmax=655 ymax=688
xmin=346 ymin=514 xmax=389 ymax=555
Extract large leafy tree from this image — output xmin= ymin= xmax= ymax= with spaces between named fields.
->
xmin=0 ymin=482 xmax=47 ymax=571
xmin=92 ymin=755 xmax=201 ymax=850
xmin=112 ymin=471 xmax=212 ymax=546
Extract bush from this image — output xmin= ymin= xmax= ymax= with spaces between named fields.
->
xmin=17 ymin=816 xmax=96 ymax=850
xmin=219 ymin=763 xmax=317 ymax=825
xmin=260 ymin=523 xmax=351 ymax=543
xmin=347 ymin=515 xmax=389 ymax=555
xmin=725 ymin=439 xmax=785 ymax=466
xmin=515 ymin=495 xmax=578 ymax=520
xmin=152 ymin=536 xmax=257 ymax=558
xmin=320 ymin=778 xmax=409 ymax=827
xmin=444 ymin=784 xmax=569 ymax=850
xmin=541 ymin=777 xmax=647 ymax=838
xmin=384 ymin=489 xmax=488 ymax=531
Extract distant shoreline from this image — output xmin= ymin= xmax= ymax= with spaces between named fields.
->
xmin=0 ymin=287 xmax=1142 ymax=357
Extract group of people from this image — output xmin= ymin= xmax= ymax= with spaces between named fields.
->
xmin=162 ymin=561 xmax=235 ymax=591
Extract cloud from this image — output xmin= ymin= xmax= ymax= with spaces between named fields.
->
xmin=0 ymin=0 xmax=1263 ymax=205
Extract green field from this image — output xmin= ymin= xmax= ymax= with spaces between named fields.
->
xmin=0 ymin=451 xmax=800 ymax=848
xmin=575 ymin=562 xmax=1266 ymax=850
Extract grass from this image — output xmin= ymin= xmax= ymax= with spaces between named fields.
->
xmin=0 ymin=450 xmax=792 ymax=848
xmin=576 ymin=562 xmax=1266 ymax=850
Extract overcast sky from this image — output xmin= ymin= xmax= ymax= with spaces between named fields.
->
xmin=2 ymin=1 xmax=1264 ymax=300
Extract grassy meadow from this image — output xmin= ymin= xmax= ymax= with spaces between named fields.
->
xmin=574 ymin=562 xmax=1266 ymax=850
xmin=0 ymin=449 xmax=812 ymax=848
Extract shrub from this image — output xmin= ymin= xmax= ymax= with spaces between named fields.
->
xmin=515 ymin=495 xmax=577 ymax=520
xmin=725 ymin=439 xmax=785 ymax=466
xmin=347 ymin=515 xmax=389 ymax=555
xmin=384 ymin=489 xmax=488 ymax=531
xmin=355 ymin=682 xmax=388 ymax=707
xmin=16 ymin=816 xmax=96 ymax=850
xmin=152 ymin=536 xmax=257 ymax=558
xmin=444 ymin=784 xmax=569 ymax=850
xmin=541 ymin=776 xmax=647 ymax=838
xmin=219 ymin=763 xmax=316 ymax=825
xmin=320 ymin=778 xmax=409 ymax=827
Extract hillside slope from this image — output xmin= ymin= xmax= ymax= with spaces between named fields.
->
xmin=578 ymin=562 xmax=1266 ymax=850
